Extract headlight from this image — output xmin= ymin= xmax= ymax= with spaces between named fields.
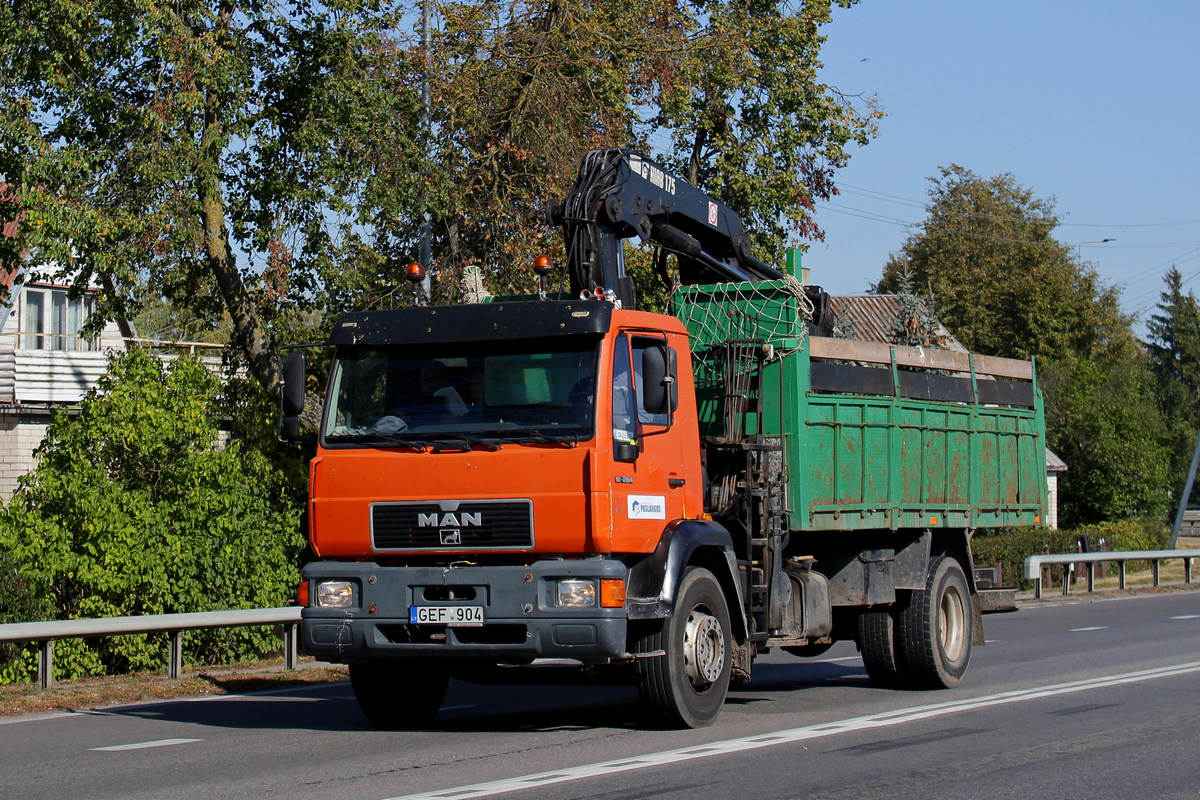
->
xmin=556 ymin=579 xmax=597 ymax=608
xmin=315 ymin=580 xmax=356 ymax=608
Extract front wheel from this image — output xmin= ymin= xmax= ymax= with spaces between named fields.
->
xmin=635 ymin=567 xmax=733 ymax=728
xmin=894 ymin=556 xmax=973 ymax=689
xmin=349 ymin=658 xmax=449 ymax=728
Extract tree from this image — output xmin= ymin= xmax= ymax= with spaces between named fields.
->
xmin=876 ymin=165 xmax=1173 ymax=526
xmin=1 ymin=0 xmax=877 ymax=398
xmin=0 ymin=0 xmax=423 ymax=400
xmin=1041 ymin=344 xmax=1172 ymax=526
xmin=876 ymin=165 xmax=1125 ymax=363
xmin=380 ymin=0 xmax=881 ymax=302
xmin=1145 ymin=267 xmax=1200 ymax=500
xmin=0 ymin=350 xmax=304 ymax=682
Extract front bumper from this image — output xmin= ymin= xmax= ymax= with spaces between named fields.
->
xmin=301 ymin=559 xmax=629 ymax=662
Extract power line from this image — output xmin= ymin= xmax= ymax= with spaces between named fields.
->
xmin=832 ymin=182 xmax=1200 ymax=229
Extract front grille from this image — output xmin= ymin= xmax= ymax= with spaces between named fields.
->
xmin=371 ymin=500 xmax=534 ymax=550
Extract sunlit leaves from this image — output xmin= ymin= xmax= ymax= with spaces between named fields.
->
xmin=0 ymin=351 xmax=304 ymax=682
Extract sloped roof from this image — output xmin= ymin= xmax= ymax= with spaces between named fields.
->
xmin=829 ymin=294 xmax=968 ymax=353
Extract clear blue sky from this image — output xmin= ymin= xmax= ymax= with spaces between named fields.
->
xmin=808 ymin=0 xmax=1200 ymax=333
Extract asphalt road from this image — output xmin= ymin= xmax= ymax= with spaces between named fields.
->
xmin=4 ymin=590 xmax=1199 ymax=800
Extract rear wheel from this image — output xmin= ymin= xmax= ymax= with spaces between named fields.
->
xmin=635 ymin=567 xmax=732 ymax=728
xmin=894 ymin=556 xmax=972 ymax=689
xmin=857 ymin=606 xmax=904 ymax=688
xmin=349 ymin=658 xmax=449 ymax=728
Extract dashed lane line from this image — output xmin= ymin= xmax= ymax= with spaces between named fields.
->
xmin=90 ymin=738 xmax=203 ymax=752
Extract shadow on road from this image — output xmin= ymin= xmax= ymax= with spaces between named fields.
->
xmin=93 ymin=656 xmax=869 ymax=733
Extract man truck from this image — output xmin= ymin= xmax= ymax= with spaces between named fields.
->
xmin=282 ymin=149 xmax=1046 ymax=728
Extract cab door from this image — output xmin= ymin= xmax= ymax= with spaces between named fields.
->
xmin=607 ymin=331 xmax=689 ymax=552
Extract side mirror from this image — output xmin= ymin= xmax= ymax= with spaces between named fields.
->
xmin=280 ymin=350 xmax=306 ymax=443
xmin=641 ymin=344 xmax=677 ymax=417
xmin=282 ymin=351 xmax=306 ymax=416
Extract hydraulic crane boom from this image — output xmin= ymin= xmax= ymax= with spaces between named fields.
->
xmin=551 ymin=148 xmax=786 ymax=309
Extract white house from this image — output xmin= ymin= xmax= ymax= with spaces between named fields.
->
xmin=0 ymin=262 xmax=130 ymax=501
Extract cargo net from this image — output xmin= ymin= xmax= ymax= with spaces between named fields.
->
xmin=671 ymin=275 xmax=816 ymax=363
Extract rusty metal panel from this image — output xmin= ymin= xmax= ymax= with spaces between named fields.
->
xmin=676 ymin=282 xmax=1048 ymax=533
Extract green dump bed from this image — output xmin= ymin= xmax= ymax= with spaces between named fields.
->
xmin=674 ymin=281 xmax=1048 ymax=533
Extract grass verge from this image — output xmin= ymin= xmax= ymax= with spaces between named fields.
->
xmin=0 ymin=659 xmax=348 ymax=718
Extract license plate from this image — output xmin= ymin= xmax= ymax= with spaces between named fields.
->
xmin=409 ymin=605 xmax=485 ymax=626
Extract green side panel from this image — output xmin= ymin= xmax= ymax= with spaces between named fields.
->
xmin=673 ymin=281 xmax=1049 ymax=532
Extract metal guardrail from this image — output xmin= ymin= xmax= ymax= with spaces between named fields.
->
xmin=1023 ymin=550 xmax=1198 ymax=600
xmin=0 ymin=607 xmax=302 ymax=690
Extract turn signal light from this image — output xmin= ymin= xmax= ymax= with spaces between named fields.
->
xmin=297 ymin=580 xmax=310 ymax=607
xmin=600 ymin=579 xmax=626 ymax=608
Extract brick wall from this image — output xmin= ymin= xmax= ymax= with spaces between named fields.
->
xmin=0 ymin=410 xmax=51 ymax=502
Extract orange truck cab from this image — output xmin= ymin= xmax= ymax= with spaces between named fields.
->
xmin=291 ymin=299 xmax=744 ymax=728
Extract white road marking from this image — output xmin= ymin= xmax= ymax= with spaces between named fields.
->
xmin=815 ymin=656 xmax=861 ymax=664
xmin=1170 ymin=614 xmax=1200 ymax=620
xmin=383 ymin=660 xmax=1200 ymax=800
xmin=1069 ymin=626 xmax=1108 ymax=632
xmin=90 ymin=738 xmax=202 ymax=752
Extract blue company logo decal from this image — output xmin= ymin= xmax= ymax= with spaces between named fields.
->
xmin=628 ymin=494 xmax=667 ymax=520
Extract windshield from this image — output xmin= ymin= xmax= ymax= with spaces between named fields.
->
xmin=322 ymin=339 xmax=599 ymax=446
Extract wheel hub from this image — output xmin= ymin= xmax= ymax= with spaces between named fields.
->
xmin=938 ymin=583 xmax=967 ymax=662
xmin=683 ymin=608 xmax=725 ymax=688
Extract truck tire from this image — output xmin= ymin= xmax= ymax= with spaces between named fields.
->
xmin=894 ymin=556 xmax=972 ymax=689
xmin=634 ymin=566 xmax=732 ymax=728
xmin=349 ymin=658 xmax=449 ymax=728
xmin=857 ymin=607 xmax=904 ymax=688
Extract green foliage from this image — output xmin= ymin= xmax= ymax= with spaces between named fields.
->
xmin=0 ymin=0 xmax=421 ymax=396
xmin=876 ymin=165 xmax=1126 ymax=363
xmin=973 ymin=519 xmax=1170 ymax=591
xmin=0 ymin=350 xmax=304 ymax=683
xmin=876 ymin=165 xmax=1173 ymax=528
xmin=0 ymin=548 xmax=54 ymax=683
xmin=1073 ymin=518 xmax=1169 ymax=553
xmin=412 ymin=0 xmax=880 ymax=301
xmin=972 ymin=526 xmax=1075 ymax=590
xmin=1041 ymin=347 xmax=1173 ymax=526
xmin=1145 ymin=267 xmax=1200 ymax=497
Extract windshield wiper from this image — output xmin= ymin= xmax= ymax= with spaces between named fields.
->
xmin=425 ymin=433 xmax=501 ymax=452
xmin=353 ymin=433 xmax=437 ymax=450
xmin=495 ymin=428 xmax=580 ymax=446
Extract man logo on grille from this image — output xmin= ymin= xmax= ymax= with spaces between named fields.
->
xmin=419 ymin=512 xmax=482 ymax=528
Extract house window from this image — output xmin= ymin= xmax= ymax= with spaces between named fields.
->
xmin=22 ymin=288 xmax=96 ymax=351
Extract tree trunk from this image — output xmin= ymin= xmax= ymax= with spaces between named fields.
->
xmin=195 ymin=2 xmax=280 ymax=400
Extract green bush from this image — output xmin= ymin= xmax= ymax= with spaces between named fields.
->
xmin=1073 ymin=518 xmax=1169 ymax=553
xmin=972 ymin=518 xmax=1171 ymax=590
xmin=0 ymin=548 xmax=54 ymax=683
xmin=972 ymin=526 xmax=1076 ymax=589
xmin=0 ymin=350 xmax=304 ymax=683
